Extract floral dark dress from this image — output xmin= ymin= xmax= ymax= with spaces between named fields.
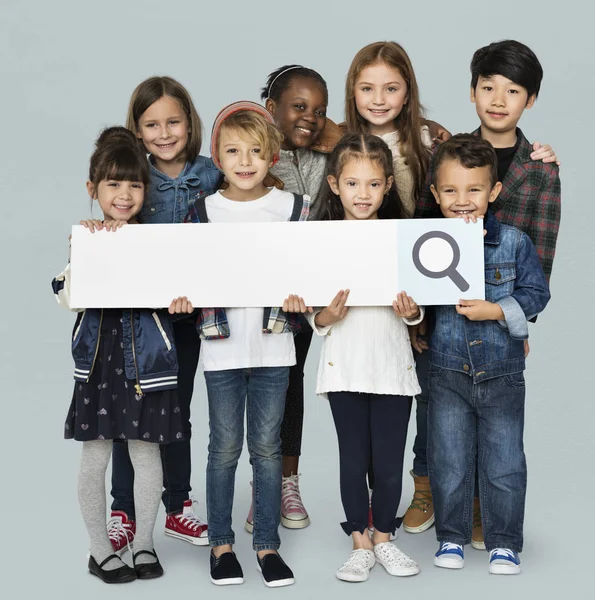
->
xmin=64 ymin=310 xmax=183 ymax=443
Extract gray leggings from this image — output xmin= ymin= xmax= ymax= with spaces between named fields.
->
xmin=79 ymin=440 xmax=161 ymax=564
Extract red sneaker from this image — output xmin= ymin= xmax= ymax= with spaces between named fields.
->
xmin=107 ymin=510 xmax=135 ymax=556
xmin=164 ymin=498 xmax=209 ymax=546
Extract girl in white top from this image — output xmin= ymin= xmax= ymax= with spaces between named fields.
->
xmin=308 ymin=134 xmax=423 ymax=583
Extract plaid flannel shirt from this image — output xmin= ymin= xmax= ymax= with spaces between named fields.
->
xmin=415 ymin=128 xmax=561 ymax=281
xmin=184 ymin=192 xmax=309 ymax=340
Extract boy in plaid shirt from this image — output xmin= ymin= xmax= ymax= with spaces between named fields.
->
xmin=408 ymin=40 xmax=561 ymax=548
xmin=416 ymin=40 xmax=561 ymax=279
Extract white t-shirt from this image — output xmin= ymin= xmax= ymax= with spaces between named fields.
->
xmin=200 ymin=188 xmax=299 ymax=372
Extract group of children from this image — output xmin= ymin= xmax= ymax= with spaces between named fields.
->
xmin=52 ymin=38 xmax=560 ymax=587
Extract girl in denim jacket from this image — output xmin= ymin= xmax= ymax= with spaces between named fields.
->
xmin=106 ymin=77 xmax=220 ymax=552
xmin=53 ymin=127 xmax=193 ymax=583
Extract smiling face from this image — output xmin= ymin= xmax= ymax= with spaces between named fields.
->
xmin=431 ymin=158 xmax=501 ymax=219
xmin=217 ymin=126 xmax=273 ymax=201
xmin=328 ymin=157 xmax=393 ymax=221
xmin=266 ymin=77 xmax=327 ymax=151
xmin=471 ymin=74 xmax=535 ymax=144
xmin=354 ymin=62 xmax=408 ymax=136
xmin=135 ymin=95 xmax=190 ymax=173
xmin=87 ymin=179 xmax=145 ymax=222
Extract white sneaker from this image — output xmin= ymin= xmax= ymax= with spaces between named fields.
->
xmin=489 ymin=548 xmax=521 ymax=575
xmin=336 ymin=549 xmax=376 ymax=582
xmin=373 ymin=542 xmax=420 ymax=576
xmin=434 ymin=542 xmax=464 ymax=569
xmin=281 ymin=474 xmax=310 ymax=529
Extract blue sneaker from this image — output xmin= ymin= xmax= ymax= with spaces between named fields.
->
xmin=489 ymin=548 xmax=521 ymax=575
xmin=434 ymin=542 xmax=464 ymax=569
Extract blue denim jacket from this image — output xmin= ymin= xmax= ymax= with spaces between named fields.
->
xmin=430 ymin=211 xmax=550 ymax=383
xmin=138 ymin=155 xmax=222 ymax=224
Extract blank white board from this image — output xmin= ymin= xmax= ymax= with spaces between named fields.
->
xmin=69 ymin=219 xmax=485 ymax=309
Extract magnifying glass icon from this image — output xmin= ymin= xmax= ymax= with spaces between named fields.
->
xmin=412 ymin=231 xmax=470 ymax=292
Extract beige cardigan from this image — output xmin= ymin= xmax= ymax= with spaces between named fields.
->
xmin=380 ymin=127 xmax=432 ymax=218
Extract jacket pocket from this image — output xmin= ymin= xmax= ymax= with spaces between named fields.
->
xmin=141 ymin=200 xmax=168 ymax=222
xmin=485 ymin=265 xmax=515 ymax=302
xmin=152 ymin=312 xmax=172 ymax=351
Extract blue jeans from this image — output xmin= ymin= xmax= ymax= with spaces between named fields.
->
xmin=428 ymin=368 xmax=526 ymax=552
xmin=204 ymin=367 xmax=289 ymax=551
xmin=411 ymin=348 xmax=430 ymax=477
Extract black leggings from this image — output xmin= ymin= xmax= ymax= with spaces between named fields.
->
xmin=329 ymin=391 xmax=412 ymax=535
xmin=280 ymin=326 xmax=313 ymax=457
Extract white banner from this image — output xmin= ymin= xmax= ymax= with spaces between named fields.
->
xmin=69 ymin=219 xmax=485 ymax=309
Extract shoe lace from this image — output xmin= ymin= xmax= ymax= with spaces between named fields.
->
xmin=176 ymin=498 xmax=207 ymax=531
xmin=408 ymin=488 xmax=432 ymax=512
xmin=107 ymin=516 xmax=133 ymax=555
xmin=440 ymin=542 xmax=463 ymax=553
xmin=490 ymin=548 xmax=516 ymax=560
xmin=282 ymin=475 xmax=304 ymax=511
xmin=340 ymin=550 xmax=373 ymax=571
xmin=473 ymin=503 xmax=482 ymax=528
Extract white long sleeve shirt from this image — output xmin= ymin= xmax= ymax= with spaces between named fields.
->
xmin=307 ymin=306 xmax=424 ymax=397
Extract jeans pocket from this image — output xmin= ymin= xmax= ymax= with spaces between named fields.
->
xmin=504 ymin=371 xmax=526 ymax=388
xmin=428 ymin=364 xmax=447 ymax=379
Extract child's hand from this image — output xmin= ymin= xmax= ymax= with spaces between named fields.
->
xmin=531 ymin=142 xmax=560 ymax=166
xmin=168 ymin=296 xmax=194 ymax=314
xmin=524 ymin=339 xmax=530 ymax=358
xmin=456 ymin=299 xmax=503 ymax=321
xmin=409 ymin=318 xmax=429 ymax=354
xmin=314 ymin=289 xmax=350 ymax=327
xmin=460 ymin=214 xmax=479 ymax=224
xmin=102 ymin=219 xmax=128 ymax=232
xmin=80 ymin=219 xmax=104 ymax=233
xmin=461 ymin=215 xmax=487 ymax=236
xmin=282 ymin=294 xmax=313 ymax=314
xmin=393 ymin=291 xmax=420 ymax=320
xmin=424 ymin=119 xmax=452 ymax=148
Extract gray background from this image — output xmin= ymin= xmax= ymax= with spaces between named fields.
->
xmin=1 ymin=0 xmax=593 ymax=598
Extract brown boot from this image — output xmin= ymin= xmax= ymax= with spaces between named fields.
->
xmin=471 ymin=497 xmax=485 ymax=550
xmin=403 ymin=471 xmax=435 ymax=533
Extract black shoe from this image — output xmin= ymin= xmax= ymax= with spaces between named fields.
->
xmin=210 ymin=551 xmax=244 ymax=586
xmin=257 ymin=553 xmax=295 ymax=587
xmin=133 ymin=549 xmax=164 ymax=579
xmin=88 ymin=554 xmax=137 ymax=584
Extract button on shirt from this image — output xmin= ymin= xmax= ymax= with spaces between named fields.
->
xmin=307 ymin=306 xmax=424 ymax=396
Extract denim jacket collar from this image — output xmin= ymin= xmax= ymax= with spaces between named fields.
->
xmin=483 ymin=210 xmax=500 ymax=246
xmin=149 ymin=157 xmax=201 ymax=192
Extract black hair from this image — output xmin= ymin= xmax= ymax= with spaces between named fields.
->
xmin=432 ymin=133 xmax=498 ymax=188
xmin=89 ymin=126 xmax=150 ymax=189
xmin=470 ymin=39 xmax=543 ymax=99
xmin=313 ymin=133 xmax=405 ymax=221
xmin=260 ymin=64 xmax=328 ymax=103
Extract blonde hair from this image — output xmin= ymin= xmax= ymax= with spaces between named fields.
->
xmin=126 ymin=76 xmax=203 ymax=162
xmin=216 ymin=110 xmax=283 ymax=163
xmin=345 ymin=41 xmax=430 ymax=203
